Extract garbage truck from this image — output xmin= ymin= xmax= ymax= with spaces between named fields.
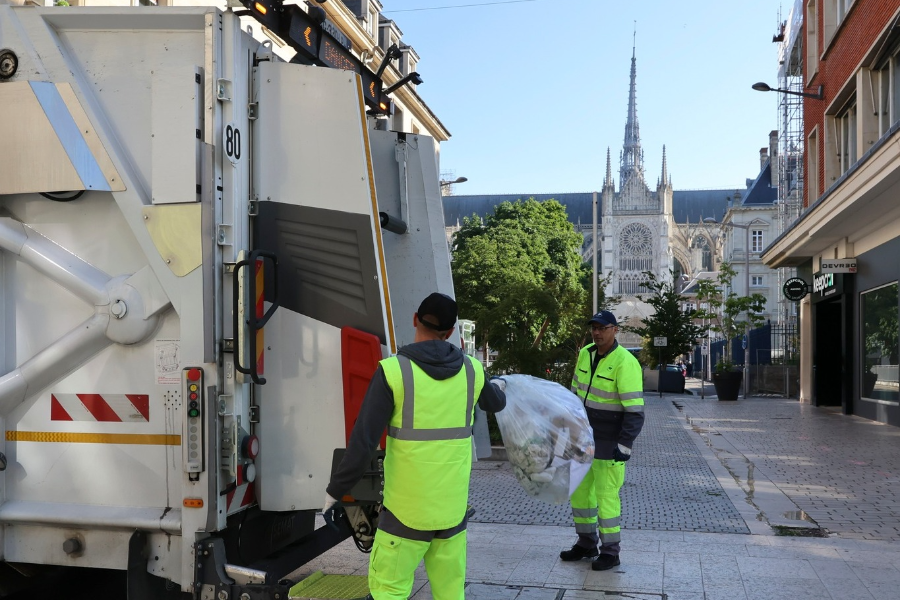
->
xmin=0 ymin=3 xmax=464 ymax=597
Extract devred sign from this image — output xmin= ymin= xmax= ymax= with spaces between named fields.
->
xmin=820 ymin=259 xmax=857 ymax=273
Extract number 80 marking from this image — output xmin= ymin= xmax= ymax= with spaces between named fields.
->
xmin=224 ymin=122 xmax=241 ymax=165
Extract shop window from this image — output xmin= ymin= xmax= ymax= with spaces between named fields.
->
xmin=861 ymin=282 xmax=899 ymax=403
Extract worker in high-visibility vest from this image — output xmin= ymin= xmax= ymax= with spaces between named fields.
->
xmin=561 ymin=310 xmax=644 ymax=571
xmin=324 ymin=293 xmax=506 ymax=600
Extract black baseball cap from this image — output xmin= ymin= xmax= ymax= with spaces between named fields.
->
xmin=587 ymin=310 xmax=618 ymax=327
xmin=417 ymin=292 xmax=458 ymax=331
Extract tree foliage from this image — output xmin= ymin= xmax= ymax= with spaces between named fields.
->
xmin=624 ymin=271 xmax=705 ymax=367
xmin=692 ymin=263 xmax=767 ymax=372
xmin=451 ymin=199 xmax=607 ymax=380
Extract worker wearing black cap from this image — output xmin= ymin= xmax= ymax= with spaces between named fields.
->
xmin=324 ymin=292 xmax=506 ymax=600
xmin=560 ymin=310 xmax=644 ymax=571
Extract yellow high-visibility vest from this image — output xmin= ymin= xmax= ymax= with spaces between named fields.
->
xmin=571 ymin=344 xmax=644 ymax=414
xmin=381 ymin=354 xmax=485 ymax=530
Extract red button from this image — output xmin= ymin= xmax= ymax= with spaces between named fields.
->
xmin=189 ymin=393 xmax=198 ymax=401
xmin=187 ymin=368 xmax=201 ymax=381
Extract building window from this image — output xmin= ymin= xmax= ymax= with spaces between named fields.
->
xmin=805 ymin=0 xmax=818 ymax=80
xmin=751 ymin=275 xmax=764 ymax=287
xmin=861 ymin=282 xmax=899 ymax=403
xmin=876 ymin=46 xmax=900 ymax=138
xmin=808 ymin=127 xmax=819 ymax=202
xmin=826 ymin=98 xmax=857 ymax=182
xmin=838 ymin=101 xmax=857 ymax=174
xmin=751 ymin=230 xmax=763 ymax=253
xmin=823 ymin=0 xmax=854 ymax=45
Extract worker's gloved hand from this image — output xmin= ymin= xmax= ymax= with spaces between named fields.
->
xmin=322 ymin=493 xmax=342 ymax=531
xmin=612 ymin=444 xmax=632 ymax=462
xmin=490 ymin=376 xmax=507 ymax=392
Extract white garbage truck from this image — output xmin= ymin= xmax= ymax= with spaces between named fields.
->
xmin=0 ymin=3 xmax=467 ymax=598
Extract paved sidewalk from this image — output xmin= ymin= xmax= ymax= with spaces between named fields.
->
xmin=294 ymin=381 xmax=900 ymax=599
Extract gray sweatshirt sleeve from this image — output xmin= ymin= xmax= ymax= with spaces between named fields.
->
xmin=326 ymin=366 xmax=393 ymax=500
xmin=478 ymin=380 xmax=506 ymax=413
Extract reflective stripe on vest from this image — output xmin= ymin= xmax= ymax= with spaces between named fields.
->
xmin=572 ymin=344 xmax=644 ymax=413
xmin=387 ymin=355 xmax=476 ymax=441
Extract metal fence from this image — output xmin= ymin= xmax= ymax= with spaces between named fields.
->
xmin=691 ymin=322 xmax=799 ymax=397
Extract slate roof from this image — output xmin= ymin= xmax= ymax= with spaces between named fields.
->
xmin=442 ymin=189 xmax=741 ymax=228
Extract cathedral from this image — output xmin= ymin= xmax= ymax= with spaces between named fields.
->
xmin=443 ymin=48 xmax=778 ymax=343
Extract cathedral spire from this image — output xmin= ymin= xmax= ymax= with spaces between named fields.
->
xmin=660 ymin=144 xmax=668 ymax=185
xmin=620 ymin=35 xmax=642 ymax=184
xmin=604 ymin=147 xmax=613 ymax=188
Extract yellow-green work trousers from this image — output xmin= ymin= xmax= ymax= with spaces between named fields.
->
xmin=368 ymin=527 xmax=467 ymax=600
xmin=569 ymin=458 xmax=626 ymax=554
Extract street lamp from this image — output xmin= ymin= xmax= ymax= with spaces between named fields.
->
xmin=751 ymin=81 xmax=823 ymax=100
xmin=705 ymin=217 xmax=752 ymax=399
xmin=439 ymin=177 xmax=468 ymax=187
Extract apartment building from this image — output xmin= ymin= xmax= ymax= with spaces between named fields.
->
xmin=763 ymin=0 xmax=900 ymax=426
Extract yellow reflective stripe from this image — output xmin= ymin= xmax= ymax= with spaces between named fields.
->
xmin=589 ymin=387 xmax=621 ymax=400
xmin=7 ymin=431 xmax=181 ymax=445
xmin=623 ymin=404 xmax=645 ymax=413
xmin=387 ymin=426 xmax=473 ymax=441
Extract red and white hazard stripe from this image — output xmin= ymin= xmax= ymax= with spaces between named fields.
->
xmin=226 ymin=464 xmax=256 ymax=513
xmin=51 ymin=394 xmax=150 ymax=422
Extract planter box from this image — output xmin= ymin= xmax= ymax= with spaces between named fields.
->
xmin=712 ymin=371 xmax=742 ymax=401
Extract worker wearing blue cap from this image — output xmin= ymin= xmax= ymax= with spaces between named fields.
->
xmin=561 ymin=310 xmax=644 ymax=571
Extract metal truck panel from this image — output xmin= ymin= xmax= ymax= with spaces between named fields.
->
xmin=252 ymin=61 xmax=394 ymax=349
xmin=369 ymin=130 xmax=458 ymax=349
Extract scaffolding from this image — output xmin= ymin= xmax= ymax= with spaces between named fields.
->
xmin=774 ymin=0 xmax=805 ymax=329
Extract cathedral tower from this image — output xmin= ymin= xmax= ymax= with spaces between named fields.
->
xmin=600 ymin=45 xmax=673 ymax=301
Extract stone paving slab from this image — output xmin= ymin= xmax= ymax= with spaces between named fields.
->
xmin=677 ymin=388 xmax=900 ymax=541
xmin=470 ymin=394 xmax=748 ymax=533
xmin=291 ymin=380 xmax=900 ymax=599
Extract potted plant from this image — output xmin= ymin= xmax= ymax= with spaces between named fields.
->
xmin=692 ymin=263 xmax=767 ymax=400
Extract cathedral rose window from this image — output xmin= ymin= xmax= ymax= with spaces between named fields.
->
xmin=620 ymin=223 xmax=652 ymax=256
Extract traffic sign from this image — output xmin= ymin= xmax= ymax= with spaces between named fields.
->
xmin=741 ymin=334 xmax=748 ymax=350
xmin=653 ymin=337 xmax=667 ymax=347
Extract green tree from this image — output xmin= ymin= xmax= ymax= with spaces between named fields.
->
xmin=624 ymin=271 xmax=705 ymax=368
xmin=692 ymin=263 xmax=767 ymax=373
xmin=451 ymin=199 xmax=603 ymax=379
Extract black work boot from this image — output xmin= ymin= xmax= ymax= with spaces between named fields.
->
xmin=559 ymin=544 xmax=599 ymax=561
xmin=591 ymin=554 xmax=621 ymax=571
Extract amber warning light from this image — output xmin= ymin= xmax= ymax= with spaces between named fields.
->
xmin=254 ymin=2 xmax=267 ymax=14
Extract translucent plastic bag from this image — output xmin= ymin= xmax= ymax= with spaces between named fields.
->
xmin=495 ymin=374 xmax=594 ymax=504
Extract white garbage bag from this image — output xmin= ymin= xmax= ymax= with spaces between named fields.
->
xmin=495 ymin=374 xmax=594 ymax=504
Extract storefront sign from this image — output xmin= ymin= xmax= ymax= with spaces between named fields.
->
xmin=782 ymin=277 xmax=809 ymax=301
xmin=811 ymin=272 xmax=843 ymax=303
xmin=820 ymin=259 xmax=857 ymax=273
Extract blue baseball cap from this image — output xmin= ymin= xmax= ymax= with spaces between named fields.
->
xmin=588 ymin=310 xmax=618 ymax=327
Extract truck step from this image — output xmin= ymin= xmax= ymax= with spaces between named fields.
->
xmin=289 ymin=571 xmax=369 ymax=599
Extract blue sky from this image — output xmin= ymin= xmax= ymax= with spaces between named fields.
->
xmin=381 ymin=0 xmax=791 ymax=195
